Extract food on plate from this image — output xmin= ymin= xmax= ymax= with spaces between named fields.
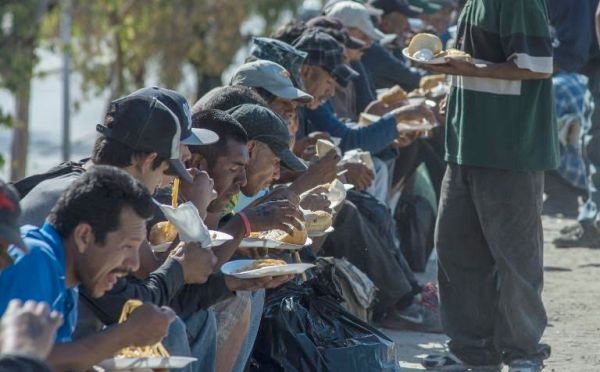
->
xmin=116 ymin=300 xmax=170 ymax=358
xmin=420 ymin=74 xmax=447 ymax=91
xmin=358 ymin=112 xmax=381 ymax=127
xmin=149 ymin=221 xmax=178 ymax=245
xmin=304 ymin=210 xmax=333 ymax=233
xmin=248 ymin=223 xmax=308 ymax=245
xmin=407 ymin=33 xmax=443 ymax=58
xmin=378 ymin=85 xmax=408 ymax=105
xmin=316 ymin=139 xmax=336 ymax=158
xmin=235 ymin=258 xmax=287 ymax=273
xmin=436 ymin=48 xmax=471 ymax=61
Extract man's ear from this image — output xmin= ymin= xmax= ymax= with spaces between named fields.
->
xmin=72 ymin=223 xmax=95 ymax=253
xmin=190 ymin=153 xmax=209 ymax=172
xmin=247 ymin=140 xmax=258 ymax=158
xmin=138 ymin=152 xmax=159 ymax=174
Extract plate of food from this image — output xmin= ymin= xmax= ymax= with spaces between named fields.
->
xmin=397 ymin=119 xmax=438 ymax=132
xmin=99 ymin=300 xmax=198 ymax=370
xmin=402 ymin=33 xmax=471 ymax=65
xmin=99 ymin=356 xmax=197 ymax=370
xmin=245 ymin=226 xmax=313 ymax=250
xmin=221 ymin=259 xmax=316 ymax=279
xmin=304 ymin=210 xmax=334 ymax=238
xmin=149 ymin=223 xmax=233 ymax=252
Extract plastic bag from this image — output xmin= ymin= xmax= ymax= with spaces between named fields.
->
xmin=249 ymin=282 xmax=399 ymax=372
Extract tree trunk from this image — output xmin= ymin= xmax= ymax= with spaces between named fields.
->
xmin=10 ymin=82 xmax=31 ymax=181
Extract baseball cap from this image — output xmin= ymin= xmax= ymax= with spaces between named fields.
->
xmin=409 ymin=0 xmax=442 ymax=14
xmin=96 ymin=95 xmax=193 ymax=183
xmin=293 ymin=29 xmax=359 ymax=88
xmin=128 ymin=86 xmax=218 ymax=146
xmin=227 ymin=104 xmax=307 ymax=172
xmin=306 ymin=16 xmax=367 ymax=50
xmin=368 ymin=0 xmax=423 ymax=17
xmin=249 ymin=37 xmax=308 ymax=90
xmin=230 ymin=60 xmax=313 ymax=104
xmin=325 ymin=1 xmax=393 ymax=41
xmin=0 ymin=180 xmax=25 ymax=249
xmin=323 ymin=0 xmax=383 ymax=17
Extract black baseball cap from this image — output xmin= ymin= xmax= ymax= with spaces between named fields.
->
xmin=306 ymin=16 xmax=367 ymax=50
xmin=0 ymin=180 xmax=24 ymax=249
xmin=369 ymin=0 xmax=423 ymax=17
xmin=293 ymin=29 xmax=359 ymax=88
xmin=129 ymin=86 xmax=219 ymax=146
xmin=96 ymin=95 xmax=193 ymax=183
xmin=227 ymin=104 xmax=307 ymax=172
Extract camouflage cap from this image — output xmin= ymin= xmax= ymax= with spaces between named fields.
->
xmin=249 ymin=37 xmax=308 ymax=90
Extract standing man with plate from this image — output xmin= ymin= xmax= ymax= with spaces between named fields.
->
xmin=422 ymin=0 xmax=557 ymax=371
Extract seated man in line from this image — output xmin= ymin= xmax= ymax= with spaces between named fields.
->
xmin=150 ymin=109 xmax=301 ymax=372
xmin=0 ymin=166 xmax=176 ymax=371
xmin=249 ymin=34 xmax=441 ymax=331
xmin=0 ymin=180 xmax=62 ymax=372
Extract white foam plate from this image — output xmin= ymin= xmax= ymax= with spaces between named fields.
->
xmin=98 ymin=356 xmax=197 ymax=370
xmin=397 ymin=122 xmax=437 ymax=132
xmin=308 ymin=226 xmax=335 ymax=238
xmin=150 ymin=231 xmax=233 ymax=252
xmin=221 ymin=259 xmax=316 ymax=279
xmin=402 ymin=48 xmax=448 ymax=65
xmin=407 ymin=97 xmax=437 ymax=108
xmin=239 ymin=236 xmax=312 ymax=250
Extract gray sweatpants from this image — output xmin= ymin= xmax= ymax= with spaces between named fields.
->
xmin=435 ymin=164 xmax=550 ymax=365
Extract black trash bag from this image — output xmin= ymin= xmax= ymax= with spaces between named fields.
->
xmin=394 ymin=192 xmax=436 ymax=272
xmin=249 ymin=282 xmax=399 ymax=372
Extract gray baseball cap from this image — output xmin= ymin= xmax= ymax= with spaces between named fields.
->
xmin=227 ymin=104 xmax=307 ymax=172
xmin=230 ymin=60 xmax=313 ymax=104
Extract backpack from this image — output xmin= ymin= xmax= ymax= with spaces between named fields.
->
xmin=11 ymin=160 xmax=86 ymax=199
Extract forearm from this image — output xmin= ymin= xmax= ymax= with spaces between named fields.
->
xmin=48 ymin=325 xmax=133 ymax=371
xmin=215 ymin=216 xmax=245 ymax=267
xmin=339 ymin=115 xmax=399 ymax=153
xmin=468 ymin=61 xmax=550 ymax=80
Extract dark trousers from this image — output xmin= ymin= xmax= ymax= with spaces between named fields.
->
xmin=435 ymin=164 xmax=549 ymax=365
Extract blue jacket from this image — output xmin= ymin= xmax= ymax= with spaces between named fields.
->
xmin=361 ymin=42 xmax=422 ymax=91
xmin=300 ymin=102 xmax=399 ymax=154
xmin=547 ymin=0 xmax=600 ymax=72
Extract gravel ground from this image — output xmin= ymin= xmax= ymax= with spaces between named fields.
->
xmin=382 ymin=215 xmax=600 ymax=371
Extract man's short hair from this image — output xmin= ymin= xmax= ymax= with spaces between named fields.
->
xmin=189 ymin=109 xmax=248 ymax=168
xmin=48 ymin=165 xmax=154 ymax=244
xmin=271 ymin=20 xmax=307 ymax=44
xmin=192 ymin=86 xmax=267 ymax=113
xmin=91 ymin=106 xmax=167 ymax=170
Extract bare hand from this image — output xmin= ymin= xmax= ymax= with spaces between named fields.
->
xmin=342 ymin=162 xmax=374 ymax=191
xmin=123 ymin=303 xmax=176 ymax=347
xmin=392 ymin=103 xmax=437 ymax=127
xmin=300 ymin=193 xmax=331 ymax=212
xmin=261 ymin=188 xmax=300 ymax=206
xmin=291 ymin=150 xmax=340 ymax=194
xmin=0 ymin=300 xmax=63 ymax=358
xmin=243 ymin=200 xmax=304 ymax=234
xmin=179 ymin=168 xmax=217 ymax=220
xmin=170 ymin=242 xmax=217 ymax=284
xmin=293 ymin=132 xmax=332 ymax=158
xmin=224 ymin=275 xmax=294 ymax=291
xmin=421 ymin=58 xmax=478 ymax=76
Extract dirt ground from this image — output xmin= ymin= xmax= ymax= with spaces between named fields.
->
xmin=382 ymin=215 xmax=600 ymax=371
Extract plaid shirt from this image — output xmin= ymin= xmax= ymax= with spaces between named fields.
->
xmin=553 ymin=72 xmax=595 ymax=190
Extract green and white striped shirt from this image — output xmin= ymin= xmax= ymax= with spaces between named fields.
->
xmin=445 ymin=0 xmax=559 ymax=171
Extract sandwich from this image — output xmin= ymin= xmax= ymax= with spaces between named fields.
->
xmin=149 ymin=221 xmax=177 ymax=246
xmin=304 ymin=210 xmax=333 ymax=234
xmin=379 ymin=85 xmax=408 ymax=105
xmin=235 ymin=258 xmax=287 ymax=273
xmin=316 ymin=139 xmax=336 ymax=158
xmin=407 ymin=33 xmax=443 ymax=61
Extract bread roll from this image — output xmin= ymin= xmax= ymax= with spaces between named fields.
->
xmin=316 ymin=139 xmax=335 ymax=158
xmin=419 ymin=74 xmax=447 ymax=91
xmin=304 ymin=210 xmax=333 ymax=233
xmin=379 ymin=85 xmax=408 ymax=105
xmin=281 ymin=223 xmax=308 ymax=245
xmin=149 ymin=221 xmax=177 ymax=245
xmin=407 ymin=33 xmax=443 ymax=56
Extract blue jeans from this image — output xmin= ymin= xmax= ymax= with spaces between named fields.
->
xmin=579 ymin=73 xmax=600 ymax=226
xmin=232 ymin=290 xmax=265 ymax=372
xmin=163 ymin=310 xmax=217 ymax=372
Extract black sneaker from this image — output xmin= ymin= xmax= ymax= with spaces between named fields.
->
xmin=559 ymin=222 xmax=582 ymax=235
xmin=553 ymin=224 xmax=600 ymax=248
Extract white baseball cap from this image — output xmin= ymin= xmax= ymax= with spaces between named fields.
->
xmin=325 ymin=1 xmax=393 ymax=41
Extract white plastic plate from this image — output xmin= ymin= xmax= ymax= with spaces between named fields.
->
xmin=221 ymin=259 xmax=316 ymax=279
xmin=308 ymin=226 xmax=335 ymax=238
xmin=239 ymin=236 xmax=312 ymax=250
xmin=98 ymin=356 xmax=197 ymax=370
